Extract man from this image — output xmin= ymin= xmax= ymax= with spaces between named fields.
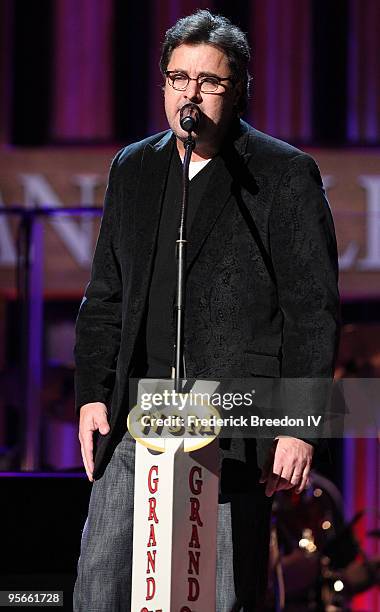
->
xmin=73 ymin=10 xmax=339 ymax=611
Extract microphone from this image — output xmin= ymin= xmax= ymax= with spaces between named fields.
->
xmin=180 ymin=103 xmax=200 ymax=133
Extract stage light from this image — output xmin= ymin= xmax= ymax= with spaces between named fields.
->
xmin=322 ymin=520 xmax=332 ymax=530
xmin=333 ymin=580 xmax=344 ymax=592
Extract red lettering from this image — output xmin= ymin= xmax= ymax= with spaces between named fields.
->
xmin=187 ymin=470 xmax=203 ymax=602
xmin=148 ymin=465 xmax=159 ymax=494
xmin=145 ymin=468 xmax=159 ymax=604
xmin=187 ymin=577 xmax=200 ymax=601
xmin=188 ymin=550 xmax=200 ymax=575
xmin=189 ymin=466 xmax=202 ymax=495
xmin=146 ymin=549 xmax=156 ymax=574
xmin=188 ymin=524 xmax=200 ymax=548
xmin=147 ymin=523 xmax=157 ymax=547
xmin=189 ymin=497 xmax=203 ymax=527
xmin=148 ymin=497 xmax=159 ymax=523
xmin=146 ymin=577 xmax=156 ymax=600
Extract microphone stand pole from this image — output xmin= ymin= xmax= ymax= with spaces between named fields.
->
xmin=174 ymin=134 xmax=195 ymax=393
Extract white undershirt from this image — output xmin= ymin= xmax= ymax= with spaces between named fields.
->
xmin=186 ymin=158 xmax=212 ymax=180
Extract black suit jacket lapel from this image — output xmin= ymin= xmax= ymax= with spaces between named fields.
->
xmin=128 ymin=131 xmax=174 ymax=322
xmin=186 ymin=155 xmax=234 ymax=271
xmin=186 ymin=123 xmax=253 ymax=272
xmin=128 ymin=121 xmax=254 ymax=318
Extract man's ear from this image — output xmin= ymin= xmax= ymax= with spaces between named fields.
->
xmin=233 ymin=81 xmax=243 ymax=110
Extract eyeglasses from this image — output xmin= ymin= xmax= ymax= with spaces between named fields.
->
xmin=165 ymin=71 xmax=235 ymax=93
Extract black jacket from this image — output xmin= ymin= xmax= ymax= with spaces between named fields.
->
xmin=74 ymin=120 xmax=340 ymax=480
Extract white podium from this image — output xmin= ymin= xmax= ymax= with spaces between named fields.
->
xmin=129 ymin=379 xmax=220 ymax=612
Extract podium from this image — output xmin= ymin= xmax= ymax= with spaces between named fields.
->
xmin=129 ymin=378 xmax=220 ymax=612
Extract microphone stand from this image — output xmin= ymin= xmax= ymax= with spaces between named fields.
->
xmin=174 ymin=134 xmax=195 ymax=393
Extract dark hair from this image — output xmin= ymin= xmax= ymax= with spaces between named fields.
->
xmin=159 ymin=9 xmax=252 ymax=114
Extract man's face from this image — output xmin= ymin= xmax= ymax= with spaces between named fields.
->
xmin=164 ymin=43 xmax=241 ymax=154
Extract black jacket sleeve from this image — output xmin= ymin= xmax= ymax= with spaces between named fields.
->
xmin=74 ymin=151 xmax=123 ymax=415
xmin=269 ymin=153 xmax=340 ymax=441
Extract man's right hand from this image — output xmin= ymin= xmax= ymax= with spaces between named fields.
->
xmin=78 ymin=402 xmax=110 ymax=481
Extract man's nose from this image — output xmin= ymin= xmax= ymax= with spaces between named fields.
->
xmin=184 ymin=80 xmax=202 ymax=102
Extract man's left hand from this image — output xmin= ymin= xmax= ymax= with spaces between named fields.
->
xmin=259 ymin=437 xmax=314 ymax=497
